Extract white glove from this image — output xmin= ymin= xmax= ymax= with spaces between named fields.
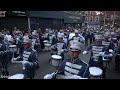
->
xmin=12 ymin=56 xmax=20 ymax=61
xmin=99 ymin=52 xmax=105 ymax=56
xmin=44 ymin=73 xmax=55 ymax=79
xmin=69 ymin=75 xmax=82 ymax=79
xmin=109 ymin=49 xmax=114 ymax=53
xmin=61 ymin=49 xmax=64 ymax=52
xmin=83 ymin=51 xmax=88 ymax=55
xmin=0 ymin=51 xmax=4 ymax=54
xmin=109 ymin=54 xmax=113 ymax=57
xmin=22 ymin=61 xmax=33 ymax=67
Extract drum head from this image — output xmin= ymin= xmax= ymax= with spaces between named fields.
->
xmin=8 ymin=74 xmax=24 ymax=79
xmin=103 ymin=57 xmax=109 ymax=61
xmin=43 ymin=40 xmax=48 ymax=43
xmin=45 ymin=44 xmax=51 ymax=46
xmin=9 ymin=45 xmax=17 ymax=48
xmin=89 ymin=67 xmax=103 ymax=76
xmin=51 ymin=55 xmax=62 ymax=59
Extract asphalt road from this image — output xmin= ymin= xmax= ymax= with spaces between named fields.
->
xmin=2 ymin=43 xmax=120 ymax=79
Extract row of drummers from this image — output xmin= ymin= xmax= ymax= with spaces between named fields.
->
xmin=0 ymin=30 xmax=41 ymax=79
xmin=44 ymin=30 xmax=120 ymax=79
xmin=0 ymin=28 xmax=119 ymax=79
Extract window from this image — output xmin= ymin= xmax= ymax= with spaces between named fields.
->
xmin=85 ymin=11 xmax=88 ymax=16
xmin=85 ymin=17 xmax=88 ymax=22
xmin=90 ymin=11 xmax=93 ymax=15
xmin=89 ymin=16 xmax=93 ymax=22
xmin=95 ymin=16 xmax=99 ymax=22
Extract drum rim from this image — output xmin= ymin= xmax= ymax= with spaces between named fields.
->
xmin=43 ymin=40 xmax=48 ymax=42
xmin=9 ymin=45 xmax=17 ymax=47
xmin=51 ymin=55 xmax=62 ymax=59
xmin=89 ymin=67 xmax=103 ymax=76
xmin=8 ymin=74 xmax=24 ymax=79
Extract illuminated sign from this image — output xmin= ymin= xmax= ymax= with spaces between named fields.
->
xmin=0 ymin=11 xmax=6 ymax=17
xmin=11 ymin=11 xmax=26 ymax=16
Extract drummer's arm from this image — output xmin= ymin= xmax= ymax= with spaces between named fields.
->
xmin=31 ymin=51 xmax=39 ymax=67
xmin=86 ymin=45 xmax=92 ymax=51
xmin=57 ymin=60 xmax=66 ymax=75
xmin=82 ymin=65 xmax=89 ymax=78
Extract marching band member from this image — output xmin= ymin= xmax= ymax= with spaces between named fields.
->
xmin=102 ymin=32 xmax=115 ymax=52
xmin=51 ymin=35 xmax=67 ymax=61
xmin=44 ymin=40 xmax=89 ymax=79
xmin=15 ymin=31 xmax=24 ymax=55
xmin=11 ymin=39 xmax=39 ymax=79
xmin=31 ymin=32 xmax=40 ymax=53
xmin=69 ymin=29 xmax=85 ymax=44
xmin=83 ymin=34 xmax=109 ymax=78
xmin=4 ymin=30 xmax=14 ymax=45
xmin=44 ymin=28 xmax=49 ymax=40
xmin=57 ymin=29 xmax=64 ymax=38
xmin=0 ymin=33 xmax=10 ymax=78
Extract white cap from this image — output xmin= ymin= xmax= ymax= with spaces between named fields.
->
xmin=69 ymin=40 xmax=82 ymax=51
xmin=0 ymin=33 xmax=4 ymax=38
xmin=22 ymin=39 xmax=32 ymax=44
xmin=95 ymin=35 xmax=103 ymax=40
xmin=111 ymin=32 xmax=115 ymax=35
xmin=75 ymin=29 xmax=79 ymax=33
xmin=32 ymin=32 xmax=36 ymax=35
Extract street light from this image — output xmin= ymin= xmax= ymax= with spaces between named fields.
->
xmin=113 ymin=11 xmax=115 ymax=25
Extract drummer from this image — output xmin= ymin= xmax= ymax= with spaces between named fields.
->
xmin=69 ymin=29 xmax=85 ymax=44
xmin=51 ymin=35 xmax=67 ymax=61
xmin=83 ymin=34 xmax=108 ymax=78
xmin=31 ymin=32 xmax=40 ymax=53
xmin=44 ymin=40 xmax=89 ymax=79
xmin=15 ymin=31 xmax=24 ymax=56
xmin=0 ymin=33 xmax=10 ymax=78
xmin=12 ymin=39 xmax=39 ymax=79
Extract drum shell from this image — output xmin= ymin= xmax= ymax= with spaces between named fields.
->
xmin=8 ymin=74 xmax=24 ymax=79
xmin=9 ymin=45 xmax=17 ymax=52
xmin=89 ymin=75 xmax=102 ymax=79
xmin=89 ymin=67 xmax=103 ymax=79
xmin=51 ymin=55 xmax=62 ymax=66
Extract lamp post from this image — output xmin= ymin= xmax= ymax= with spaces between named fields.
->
xmin=104 ymin=11 xmax=106 ymax=25
xmin=113 ymin=11 xmax=115 ymax=25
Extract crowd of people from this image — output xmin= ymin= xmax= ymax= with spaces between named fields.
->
xmin=0 ymin=26 xmax=120 ymax=79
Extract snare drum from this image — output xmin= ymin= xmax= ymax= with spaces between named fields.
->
xmin=89 ymin=67 xmax=103 ymax=79
xmin=8 ymin=74 xmax=24 ymax=79
xmin=51 ymin=55 xmax=62 ymax=67
xmin=103 ymin=57 xmax=109 ymax=68
xmin=43 ymin=40 xmax=48 ymax=44
xmin=45 ymin=43 xmax=51 ymax=51
xmin=9 ymin=45 xmax=17 ymax=52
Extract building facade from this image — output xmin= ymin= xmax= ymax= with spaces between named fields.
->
xmin=0 ymin=11 xmax=85 ymax=32
xmin=80 ymin=11 xmax=101 ymax=29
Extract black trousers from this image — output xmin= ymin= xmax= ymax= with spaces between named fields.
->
xmin=115 ymin=55 xmax=120 ymax=70
xmin=1 ymin=62 xmax=9 ymax=76
xmin=90 ymin=38 xmax=92 ymax=44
